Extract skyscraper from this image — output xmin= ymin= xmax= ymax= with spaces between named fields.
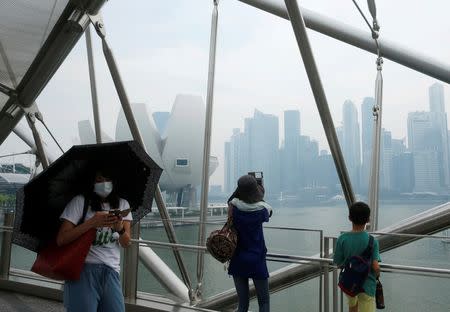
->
xmin=429 ymin=83 xmax=445 ymax=113
xmin=380 ymin=129 xmax=392 ymax=191
xmin=224 ymin=142 xmax=232 ymax=193
xmin=392 ymin=152 xmax=414 ymax=193
xmin=298 ymin=135 xmax=319 ymax=188
xmin=246 ymin=110 xmax=280 ymax=195
xmin=342 ymin=100 xmax=361 ymax=190
xmin=361 ymin=97 xmax=375 ymax=192
xmin=407 ymin=112 xmax=442 ymax=192
xmin=283 ymin=110 xmax=300 ymax=193
xmin=225 ymin=110 xmax=280 ymax=196
xmin=428 ymin=83 xmax=449 ymax=186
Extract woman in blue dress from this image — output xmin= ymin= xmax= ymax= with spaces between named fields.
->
xmin=227 ymin=175 xmax=273 ymax=312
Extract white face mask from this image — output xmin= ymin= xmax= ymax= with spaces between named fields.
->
xmin=94 ymin=181 xmax=113 ymax=198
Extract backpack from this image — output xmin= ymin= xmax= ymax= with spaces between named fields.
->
xmin=338 ymin=235 xmax=374 ymax=297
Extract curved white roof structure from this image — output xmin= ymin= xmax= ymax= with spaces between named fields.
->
xmin=115 ymin=95 xmax=218 ymax=192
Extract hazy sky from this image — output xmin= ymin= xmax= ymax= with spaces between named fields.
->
xmin=1 ymin=0 xmax=450 ymax=186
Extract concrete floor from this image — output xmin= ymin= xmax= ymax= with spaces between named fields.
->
xmin=0 ymin=289 xmax=64 ymax=312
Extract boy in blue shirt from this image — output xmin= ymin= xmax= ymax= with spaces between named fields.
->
xmin=333 ymin=202 xmax=381 ymax=312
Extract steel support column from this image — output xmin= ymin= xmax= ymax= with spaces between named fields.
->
xmin=85 ymin=25 xmax=102 ymax=144
xmin=0 ymin=213 xmax=14 ymax=279
xmin=284 ymin=0 xmax=355 ymax=207
xmin=90 ymin=14 xmax=192 ymax=299
xmin=24 ymin=111 xmax=49 ymax=169
xmin=196 ymin=0 xmax=219 ymax=299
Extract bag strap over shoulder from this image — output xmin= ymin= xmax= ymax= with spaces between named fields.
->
xmin=361 ymin=235 xmax=374 ymax=260
xmin=77 ymin=196 xmax=90 ymax=226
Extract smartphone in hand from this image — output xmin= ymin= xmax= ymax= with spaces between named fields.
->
xmin=109 ymin=208 xmax=131 ymax=218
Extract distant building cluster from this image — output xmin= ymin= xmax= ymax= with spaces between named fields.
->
xmin=224 ymin=83 xmax=449 ymax=199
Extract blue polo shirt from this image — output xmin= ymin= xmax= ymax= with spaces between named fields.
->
xmin=228 ymin=205 xmax=270 ymax=279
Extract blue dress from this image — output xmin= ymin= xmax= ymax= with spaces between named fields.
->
xmin=227 ymin=205 xmax=270 ymax=279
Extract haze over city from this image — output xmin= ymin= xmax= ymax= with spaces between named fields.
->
xmin=0 ymin=0 xmax=449 ymax=189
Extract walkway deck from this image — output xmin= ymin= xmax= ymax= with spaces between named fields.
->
xmin=0 ymin=289 xmax=64 ymax=312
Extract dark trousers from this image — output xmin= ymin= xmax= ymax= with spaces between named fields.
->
xmin=233 ymin=276 xmax=270 ymax=312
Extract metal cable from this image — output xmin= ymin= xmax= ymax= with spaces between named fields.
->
xmin=350 ymin=0 xmax=384 ymax=230
xmin=351 ymin=0 xmax=376 ymax=36
xmin=35 ymin=116 xmax=65 ymax=153
xmin=351 ymin=0 xmax=381 ymax=57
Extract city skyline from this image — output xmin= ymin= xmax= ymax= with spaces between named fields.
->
xmin=225 ymin=82 xmax=449 ymax=196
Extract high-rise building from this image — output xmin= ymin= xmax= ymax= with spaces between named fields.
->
xmin=380 ymin=129 xmax=392 ymax=191
xmin=429 ymin=83 xmax=445 ymax=113
xmin=392 ymin=152 xmax=414 ymax=193
xmin=298 ymin=135 xmax=319 ymax=187
xmin=361 ymin=97 xmax=375 ymax=192
xmin=407 ymin=112 xmax=442 ymax=192
xmin=225 ymin=110 xmax=280 ymax=196
xmin=342 ymin=100 xmax=361 ymax=190
xmin=316 ymin=150 xmax=339 ymax=193
xmin=224 ymin=142 xmax=232 ymax=193
xmin=428 ymin=83 xmax=449 ymax=186
xmin=282 ymin=110 xmax=300 ymax=193
xmin=392 ymin=139 xmax=406 ymax=156
xmin=246 ymin=110 xmax=280 ymax=195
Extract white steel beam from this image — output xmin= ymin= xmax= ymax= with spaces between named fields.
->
xmin=238 ymin=0 xmax=450 ymax=83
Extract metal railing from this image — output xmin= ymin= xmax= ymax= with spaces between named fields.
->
xmin=133 ymin=236 xmax=450 ymax=312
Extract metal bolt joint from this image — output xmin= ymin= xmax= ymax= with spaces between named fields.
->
xmin=88 ymin=13 xmax=106 ymax=39
xmin=376 ymin=57 xmax=384 ymax=70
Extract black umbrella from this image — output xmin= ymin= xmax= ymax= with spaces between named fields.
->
xmin=12 ymin=141 xmax=163 ymax=252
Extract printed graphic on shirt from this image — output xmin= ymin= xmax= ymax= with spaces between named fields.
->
xmin=92 ymin=227 xmax=118 ymax=247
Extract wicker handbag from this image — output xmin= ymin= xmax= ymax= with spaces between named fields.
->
xmin=206 ymin=217 xmax=237 ymax=263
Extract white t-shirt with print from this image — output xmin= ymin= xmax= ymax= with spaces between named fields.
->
xmin=60 ymin=195 xmax=132 ymax=273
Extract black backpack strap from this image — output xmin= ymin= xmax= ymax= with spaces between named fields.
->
xmin=77 ymin=195 xmax=90 ymax=226
xmin=361 ymin=235 xmax=374 ymax=260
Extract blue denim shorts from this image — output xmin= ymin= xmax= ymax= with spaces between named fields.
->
xmin=64 ymin=263 xmax=124 ymax=312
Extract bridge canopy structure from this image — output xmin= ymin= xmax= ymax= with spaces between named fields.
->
xmin=0 ymin=0 xmax=105 ymax=143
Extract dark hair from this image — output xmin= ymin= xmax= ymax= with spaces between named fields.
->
xmin=85 ymin=168 xmax=120 ymax=211
xmin=349 ymin=201 xmax=370 ymax=225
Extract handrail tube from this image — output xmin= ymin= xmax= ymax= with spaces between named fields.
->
xmin=138 ymin=239 xmax=190 ymax=302
xmin=237 ymin=0 xmax=450 ymax=84
xmin=133 ymin=240 xmax=450 ymax=277
xmin=284 ymin=0 xmax=355 ymax=207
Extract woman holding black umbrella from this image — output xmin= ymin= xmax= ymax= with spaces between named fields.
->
xmin=57 ymin=168 xmax=132 ymax=312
